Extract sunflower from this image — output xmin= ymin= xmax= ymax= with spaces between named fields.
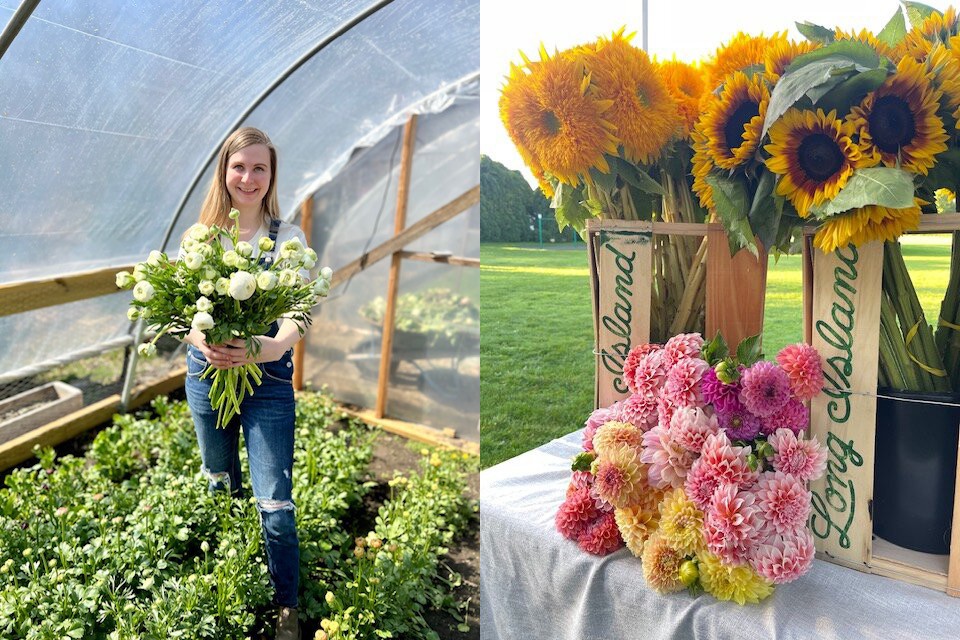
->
xmin=813 ymin=201 xmax=922 ymax=252
xmin=656 ymin=58 xmax=706 ymax=139
xmin=896 ymin=8 xmax=960 ymax=62
xmin=581 ymin=29 xmax=680 ymax=164
xmin=833 ymin=28 xmax=896 ymax=60
xmin=764 ymin=108 xmax=861 ymax=218
xmin=690 ymin=126 xmax=717 ymax=212
xmin=764 ymin=39 xmax=820 ymax=82
xmin=846 ymin=56 xmax=948 ymax=175
xmin=499 ymin=49 xmax=619 ymax=186
xmin=703 ymin=31 xmax=787 ymax=93
xmin=925 ymin=42 xmax=960 ymax=117
xmin=699 ymin=71 xmax=770 ymax=170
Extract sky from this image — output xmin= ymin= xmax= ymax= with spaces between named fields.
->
xmin=481 ymin=0 xmax=907 ymax=186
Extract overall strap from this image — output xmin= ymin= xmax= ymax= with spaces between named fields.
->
xmin=260 ymin=218 xmax=282 ymax=266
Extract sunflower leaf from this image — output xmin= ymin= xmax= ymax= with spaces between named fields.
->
xmin=903 ymin=1 xmax=939 ymax=29
xmin=705 ymin=174 xmax=758 ymax=257
xmin=815 ymin=67 xmax=889 ymax=114
xmin=877 ymin=7 xmax=908 ymax=46
xmin=589 ymin=165 xmax=617 ymax=193
xmin=553 ymin=183 xmax=593 ymax=235
xmin=807 ymin=167 xmax=916 ymax=218
xmin=795 ymin=21 xmax=835 ymax=45
xmin=748 ymin=169 xmax=782 ymax=251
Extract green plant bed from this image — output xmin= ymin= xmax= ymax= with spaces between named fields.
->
xmin=0 ymin=391 xmax=478 ymax=640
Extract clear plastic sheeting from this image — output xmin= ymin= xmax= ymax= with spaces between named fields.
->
xmin=298 ymin=97 xmax=479 ymax=438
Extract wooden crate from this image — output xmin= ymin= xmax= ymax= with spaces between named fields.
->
xmin=587 ymin=219 xmax=767 ymax=408
xmin=803 ymin=214 xmax=960 ymax=594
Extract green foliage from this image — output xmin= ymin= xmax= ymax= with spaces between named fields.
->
xmin=480 ymin=155 xmax=573 ymax=243
xmin=807 ymin=167 xmax=917 ymax=218
xmin=877 ymin=6 xmax=908 ymax=46
xmin=358 ymin=288 xmax=479 ymax=345
xmin=705 ymin=174 xmax=758 ymax=256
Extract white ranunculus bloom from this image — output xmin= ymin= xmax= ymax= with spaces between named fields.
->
xmin=139 ymin=307 xmax=152 ymax=319
xmin=302 ymin=257 xmax=316 ymax=270
xmin=133 ymin=264 xmax=148 ymax=282
xmin=197 ymin=244 xmax=215 ymax=259
xmin=202 ymin=266 xmax=218 ymax=280
xmin=181 ymin=238 xmax=197 ymax=253
xmin=184 ymin=253 xmax=203 ymax=270
xmin=228 ymin=208 xmax=240 ymax=220
xmin=126 ymin=307 xmax=139 ymax=321
xmin=319 ymin=266 xmax=333 ymax=281
xmin=278 ymin=269 xmax=298 ymax=287
xmin=312 ymin=279 xmax=330 ymax=296
xmin=258 ymin=236 xmax=275 ymax=252
xmin=215 ymin=277 xmax=231 ymax=296
xmin=188 ymin=223 xmax=210 ymax=242
xmin=198 ymin=280 xmax=215 ymax=296
xmin=257 ymin=271 xmax=278 ymax=291
xmin=236 ymin=241 xmax=254 ymax=258
xmin=192 ymin=311 xmax=215 ymax=331
xmin=228 ymin=271 xmax=257 ymax=300
xmin=137 ymin=343 xmax=157 ymax=358
xmin=196 ymin=296 xmax=213 ymax=312
xmin=222 ymin=250 xmax=239 ymax=267
xmin=235 ymin=256 xmax=250 ymax=269
xmin=116 ymin=271 xmax=135 ymax=288
xmin=133 ymin=280 xmax=155 ymax=302
xmin=304 ymin=248 xmax=317 ymax=262
xmin=146 ymin=250 xmax=164 ymax=267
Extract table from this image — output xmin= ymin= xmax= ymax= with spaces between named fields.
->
xmin=480 ymin=430 xmax=960 ymax=640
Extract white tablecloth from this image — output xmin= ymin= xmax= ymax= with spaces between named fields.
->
xmin=480 ymin=430 xmax=960 ymax=640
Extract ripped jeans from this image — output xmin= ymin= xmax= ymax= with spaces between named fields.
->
xmin=184 ymin=344 xmax=299 ymax=608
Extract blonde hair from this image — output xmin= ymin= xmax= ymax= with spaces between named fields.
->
xmin=196 ymin=127 xmax=280 ymax=230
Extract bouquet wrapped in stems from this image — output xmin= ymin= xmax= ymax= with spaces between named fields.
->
xmin=116 ymin=209 xmax=332 ymax=428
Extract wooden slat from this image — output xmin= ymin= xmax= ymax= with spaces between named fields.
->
xmin=293 ymin=196 xmax=314 ymax=391
xmin=947 ymin=424 xmax=960 ymax=595
xmin=803 ymin=236 xmax=814 ymax=344
xmin=593 ymin=220 xmax=708 ymax=236
xmin=328 ymin=185 xmax=480 ymax=290
xmin=0 ymin=264 xmax=136 ymax=318
xmin=340 ymin=406 xmax=479 ymax=456
xmin=398 ymin=251 xmax=479 ymax=267
xmin=0 ymin=368 xmax=186 ymax=471
xmin=376 ymin=115 xmax=417 ymax=418
xmin=803 ymin=214 xmax=960 ymax=237
xmin=705 ymin=226 xmax=768 ymax=349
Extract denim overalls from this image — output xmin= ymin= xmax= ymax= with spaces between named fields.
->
xmin=184 ymin=217 xmax=300 ymax=608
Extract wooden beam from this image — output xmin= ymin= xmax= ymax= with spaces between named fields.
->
xmin=0 ymin=368 xmax=186 ymax=471
xmin=705 ymin=226 xmax=768 ymax=349
xmin=0 ymin=264 xmax=136 ymax=318
xmin=376 ymin=115 xmax=417 ymax=418
xmin=398 ymin=251 xmax=479 ymax=267
xmin=293 ymin=196 xmax=314 ymax=391
xmin=803 ymin=235 xmax=814 ymax=344
xmin=328 ymin=185 xmax=479 ymax=290
xmin=339 ymin=406 xmax=479 ymax=456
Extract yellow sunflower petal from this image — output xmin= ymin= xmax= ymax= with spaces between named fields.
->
xmin=656 ymin=58 xmax=706 ymax=139
xmin=703 ymin=31 xmax=788 ymax=93
xmin=813 ymin=201 xmax=922 ymax=253
xmin=700 ymin=71 xmax=770 ymax=170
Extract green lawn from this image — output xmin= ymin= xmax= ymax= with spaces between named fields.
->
xmin=480 ymin=236 xmax=953 ymax=469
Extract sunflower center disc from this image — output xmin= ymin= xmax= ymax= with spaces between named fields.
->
xmin=868 ymin=95 xmax=916 ymax=153
xmin=723 ymin=101 xmax=760 ymax=154
xmin=798 ymin=133 xmax=844 ymax=181
xmin=542 ymin=110 xmax=561 ymax=135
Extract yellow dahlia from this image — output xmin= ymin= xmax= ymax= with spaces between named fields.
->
xmin=592 ymin=444 xmax=648 ymax=509
xmin=657 ymin=488 xmax=705 ymax=556
xmin=699 ymin=71 xmax=770 ymax=170
xmin=656 ymin=58 xmax=706 ymax=139
xmin=764 ymin=108 xmax=861 ymax=217
xmin=846 ymin=56 xmax=948 ymax=175
xmin=813 ymin=201 xmax=922 ymax=253
xmin=640 ymin=532 xmax=685 ymax=593
xmin=764 ymin=39 xmax=820 ymax=82
xmin=698 ymin=550 xmax=774 ymax=605
xmin=582 ymin=29 xmax=680 ymax=164
xmin=833 ymin=27 xmax=896 ymax=60
xmin=703 ymin=32 xmax=787 ymax=93
xmin=499 ymin=49 xmax=619 ymax=186
xmin=690 ymin=127 xmax=716 ymax=213
xmin=593 ymin=420 xmax=644 ymax=457
xmin=615 ymin=491 xmax=663 ymax=557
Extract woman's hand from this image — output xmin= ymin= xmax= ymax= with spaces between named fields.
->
xmin=204 ymin=336 xmax=286 ymax=369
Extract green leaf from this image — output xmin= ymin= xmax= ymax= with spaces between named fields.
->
xmin=807 ymin=167 xmax=916 ymax=218
xmin=736 ymin=334 xmax=764 ymax=367
xmin=610 ymin=155 xmax=664 ymax=195
xmin=748 ymin=169 xmax=783 ymax=251
xmin=903 ymin=1 xmax=939 ymax=28
xmin=552 ymin=183 xmax=593 ymax=235
xmin=571 ymin=451 xmax=596 ymax=472
xmin=705 ymin=174 xmax=758 ymax=256
xmin=785 ymin=39 xmax=880 ymax=74
xmin=815 ymin=67 xmax=889 ymax=114
xmin=795 ymin=21 xmax=835 ymax=44
xmin=589 ymin=165 xmax=617 ymax=192
xmin=877 ymin=7 xmax=908 ymax=46
xmin=701 ymin=332 xmax=730 ymax=366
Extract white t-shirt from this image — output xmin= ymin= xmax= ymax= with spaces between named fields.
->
xmin=180 ymin=219 xmax=314 ymax=281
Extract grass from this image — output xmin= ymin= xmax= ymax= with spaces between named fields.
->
xmin=480 ymin=236 xmax=954 ymax=469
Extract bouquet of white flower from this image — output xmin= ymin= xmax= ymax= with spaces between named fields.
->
xmin=116 ymin=209 xmax=331 ymax=428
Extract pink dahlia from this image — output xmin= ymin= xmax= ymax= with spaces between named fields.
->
xmin=739 ymin=361 xmax=791 ymax=418
xmin=616 ymin=393 xmax=659 ymax=430
xmin=583 ymin=404 xmax=617 ymax=451
xmin=717 ymin=405 xmax=762 ymax=442
xmin=704 ymin=483 xmax=761 ymax=565
xmin=767 ymin=428 xmax=827 ymax=483
xmin=663 ymin=333 xmax=704 ymax=367
xmin=753 ymin=471 xmax=811 ymax=537
xmin=593 ymin=421 xmax=644 ymax=457
xmin=593 ymin=445 xmax=646 ymax=509
xmin=624 ymin=343 xmax=663 ymax=394
xmin=701 ymin=367 xmax=744 ymax=414
xmin=578 ymin=511 xmax=623 ymax=555
xmin=566 ymin=470 xmax=594 ymax=497
xmin=664 ymin=357 xmax=710 ymax=408
xmin=639 ymin=425 xmax=695 ymax=490
xmin=669 ymin=406 xmax=720 ymax=453
xmin=751 ymin=529 xmax=816 ymax=584
xmin=685 ymin=458 xmax=722 ymax=512
xmin=632 ymin=350 xmax=668 ymax=399
xmin=762 ymin=398 xmax=809 ymax=436
xmin=555 ymin=487 xmax=599 ymax=540
xmin=697 ymin=431 xmax=758 ymax=490
xmin=657 ymin=394 xmax=678 ymax=429
xmin=776 ymin=343 xmax=824 ymax=401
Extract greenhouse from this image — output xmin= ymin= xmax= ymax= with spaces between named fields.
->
xmin=0 ymin=1 xmax=479 ymax=638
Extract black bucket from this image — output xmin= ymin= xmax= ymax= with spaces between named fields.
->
xmin=873 ymin=388 xmax=960 ymax=554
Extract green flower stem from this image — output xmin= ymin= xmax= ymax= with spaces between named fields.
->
xmin=936 ymin=231 xmax=960 ymax=387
